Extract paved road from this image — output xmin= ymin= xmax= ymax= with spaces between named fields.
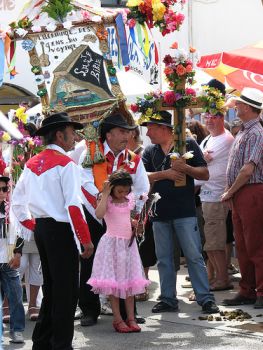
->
xmin=2 ymin=266 xmax=263 ymax=349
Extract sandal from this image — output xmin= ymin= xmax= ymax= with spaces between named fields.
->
xmin=188 ymin=291 xmax=196 ymax=301
xmin=28 ymin=307 xmax=39 ymax=321
xmin=113 ymin=320 xmax=132 ymax=333
xmin=135 ymin=288 xmax=149 ymax=302
xmin=126 ymin=319 xmax=141 ymax=333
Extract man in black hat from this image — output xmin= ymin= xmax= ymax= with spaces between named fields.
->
xmin=77 ymin=112 xmax=150 ymax=326
xmin=11 ymin=112 xmax=94 ymax=350
xmin=141 ymin=110 xmax=219 ymax=314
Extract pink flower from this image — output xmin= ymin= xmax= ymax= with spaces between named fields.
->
xmin=185 ymin=64 xmax=193 ymax=73
xmin=185 ymin=88 xmax=196 ymax=96
xmin=164 ymin=91 xmax=177 ymax=105
xmin=81 ymin=10 xmax=91 ymax=20
xmin=176 ymin=13 xmax=185 ymax=24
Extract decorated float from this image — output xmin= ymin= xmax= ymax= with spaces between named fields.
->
xmin=1 ymin=0 xmax=225 ymax=187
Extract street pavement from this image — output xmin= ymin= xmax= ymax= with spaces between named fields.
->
xmin=2 ymin=264 xmax=263 ymax=349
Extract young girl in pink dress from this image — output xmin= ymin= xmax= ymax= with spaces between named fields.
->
xmin=88 ymin=169 xmax=150 ymax=333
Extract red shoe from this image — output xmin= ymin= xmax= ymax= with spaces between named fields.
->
xmin=113 ymin=320 xmax=132 ymax=333
xmin=126 ymin=319 xmax=141 ymax=332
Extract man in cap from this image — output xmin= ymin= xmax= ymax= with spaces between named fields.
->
xmin=11 ymin=112 xmax=94 ymax=350
xmin=77 ymin=112 xmax=150 ymax=326
xmin=141 ymin=110 xmax=219 ymax=314
xmin=221 ymin=87 xmax=263 ymax=308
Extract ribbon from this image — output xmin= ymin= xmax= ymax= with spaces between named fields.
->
xmin=115 ymin=14 xmax=130 ymax=66
xmin=142 ymin=24 xmax=150 ymax=58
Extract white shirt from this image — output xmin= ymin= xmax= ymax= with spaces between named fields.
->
xmin=196 ymin=130 xmax=234 ymax=202
xmin=11 ymin=144 xmax=90 ymax=250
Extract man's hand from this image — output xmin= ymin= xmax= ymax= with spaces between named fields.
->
xmin=9 ymin=253 xmax=21 ymax=269
xmin=203 ymin=151 xmax=214 ymax=163
xmin=221 ymin=191 xmax=233 ymax=210
xmin=171 ymin=158 xmax=188 ymax=173
xmin=163 ymin=168 xmax=185 ymax=182
xmin=81 ymin=242 xmax=94 ymax=259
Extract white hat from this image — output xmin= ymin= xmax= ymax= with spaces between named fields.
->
xmin=234 ymin=88 xmax=263 ymax=109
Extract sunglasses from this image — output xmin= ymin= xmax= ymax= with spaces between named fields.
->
xmin=0 ymin=186 xmax=8 ymax=193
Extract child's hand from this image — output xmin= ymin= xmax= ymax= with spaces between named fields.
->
xmin=131 ymin=219 xmax=144 ymax=236
xmin=102 ymin=181 xmax=112 ymax=196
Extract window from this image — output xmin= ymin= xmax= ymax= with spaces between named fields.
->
xmin=101 ymin=0 xmax=127 ymax=7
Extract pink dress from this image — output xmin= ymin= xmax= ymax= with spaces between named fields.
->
xmin=87 ymin=193 xmax=150 ymax=299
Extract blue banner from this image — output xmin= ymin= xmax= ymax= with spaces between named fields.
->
xmin=115 ymin=14 xmax=130 ymax=66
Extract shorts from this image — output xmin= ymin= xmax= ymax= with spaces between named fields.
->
xmin=202 ymin=202 xmax=229 ymax=251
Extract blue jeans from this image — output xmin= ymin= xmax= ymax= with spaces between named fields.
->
xmin=0 ymin=264 xmax=25 ymax=332
xmin=153 ymin=217 xmax=214 ymax=307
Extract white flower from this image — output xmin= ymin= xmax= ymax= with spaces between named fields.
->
xmin=46 ymin=23 xmax=57 ymax=32
xmin=63 ymin=21 xmax=72 ymax=29
xmin=174 ymin=49 xmax=188 ymax=64
xmin=152 ymin=192 xmax=161 ymax=203
xmin=31 ymin=25 xmax=42 ymax=33
xmin=182 ymin=151 xmax=194 ymax=159
xmin=15 ymin=28 xmax=28 ymax=37
xmin=169 ymin=152 xmax=180 ymax=160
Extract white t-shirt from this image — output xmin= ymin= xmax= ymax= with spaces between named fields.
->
xmin=196 ymin=130 xmax=234 ymax=202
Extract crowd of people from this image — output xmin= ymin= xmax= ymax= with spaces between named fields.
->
xmin=0 ymin=82 xmax=263 ymax=349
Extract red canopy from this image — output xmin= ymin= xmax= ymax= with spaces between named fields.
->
xmin=197 ymin=42 xmax=263 ymax=92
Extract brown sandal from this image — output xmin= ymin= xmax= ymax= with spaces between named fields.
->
xmin=135 ymin=288 xmax=149 ymax=302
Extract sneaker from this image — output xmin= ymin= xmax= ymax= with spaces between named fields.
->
xmin=202 ymin=301 xmax=219 ymax=314
xmin=228 ymin=264 xmax=239 ymax=275
xmin=10 ymin=331 xmax=24 ymax=344
xmin=100 ymin=301 xmax=113 ymax=316
xmin=80 ymin=315 xmax=97 ymax=327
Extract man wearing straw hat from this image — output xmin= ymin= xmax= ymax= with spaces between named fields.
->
xmin=221 ymin=87 xmax=263 ymax=309
xmin=11 ymin=112 xmax=94 ymax=350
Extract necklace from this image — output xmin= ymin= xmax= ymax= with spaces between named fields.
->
xmin=152 ymin=141 xmax=174 ymax=172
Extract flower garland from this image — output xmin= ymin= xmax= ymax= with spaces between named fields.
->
xmin=126 ymin=0 xmax=186 ymax=36
xmin=198 ymin=85 xmax=226 ymax=116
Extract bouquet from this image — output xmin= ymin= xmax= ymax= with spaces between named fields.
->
xmin=126 ymin=0 xmax=186 ymax=36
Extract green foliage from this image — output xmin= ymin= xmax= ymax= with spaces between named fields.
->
xmin=41 ymin=0 xmax=73 ymax=22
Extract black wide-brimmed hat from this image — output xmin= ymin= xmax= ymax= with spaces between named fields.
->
xmin=141 ymin=110 xmax=173 ymax=128
xmin=35 ymin=112 xmax=83 ymax=136
xmin=0 ymin=175 xmax=10 ymax=183
xmin=101 ymin=114 xmax=137 ymax=130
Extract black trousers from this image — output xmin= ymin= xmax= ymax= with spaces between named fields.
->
xmin=33 ymin=218 xmax=79 ymax=350
xmin=79 ymin=209 xmax=137 ymax=320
